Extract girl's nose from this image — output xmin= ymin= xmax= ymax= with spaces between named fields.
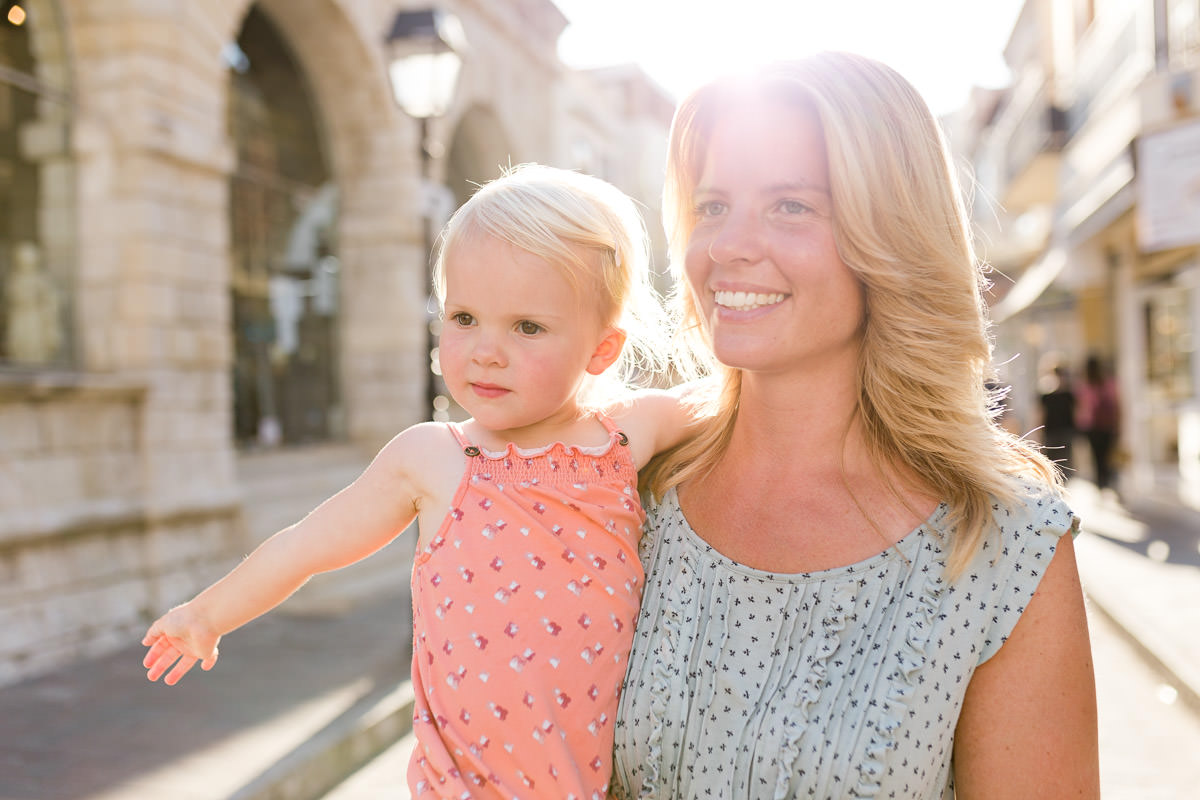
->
xmin=704 ymin=209 xmax=764 ymax=266
xmin=470 ymin=332 xmax=506 ymax=367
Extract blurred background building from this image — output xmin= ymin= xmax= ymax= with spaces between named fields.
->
xmin=3 ymin=0 xmax=1199 ymax=691
xmin=0 ymin=0 xmax=673 ymax=687
xmin=946 ymin=0 xmax=1200 ymax=508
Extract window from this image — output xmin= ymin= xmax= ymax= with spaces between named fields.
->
xmin=1169 ymin=0 xmax=1200 ymax=67
xmin=1 ymin=0 xmax=72 ymax=367
xmin=228 ymin=7 xmax=341 ymax=446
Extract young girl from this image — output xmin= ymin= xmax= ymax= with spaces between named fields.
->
xmin=140 ymin=164 xmax=701 ymax=799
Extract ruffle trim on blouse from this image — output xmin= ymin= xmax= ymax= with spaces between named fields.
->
xmin=773 ymin=579 xmax=856 ymax=800
xmin=852 ymin=571 xmax=945 ymax=797
xmin=637 ymin=562 xmax=682 ymax=798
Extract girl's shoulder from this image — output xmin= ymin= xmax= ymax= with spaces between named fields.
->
xmin=377 ymin=421 xmax=464 ymax=476
xmin=386 ymin=419 xmax=459 ymax=449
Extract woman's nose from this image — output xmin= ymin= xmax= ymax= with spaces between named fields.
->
xmin=703 ymin=209 xmax=764 ymax=265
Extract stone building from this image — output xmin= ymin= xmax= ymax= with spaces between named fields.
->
xmin=948 ymin=0 xmax=1200 ymax=506
xmin=0 ymin=0 xmax=674 ymax=686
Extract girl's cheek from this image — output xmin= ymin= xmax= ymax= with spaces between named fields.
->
xmin=436 ymin=338 xmax=464 ymax=375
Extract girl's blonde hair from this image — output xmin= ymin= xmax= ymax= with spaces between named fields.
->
xmin=433 ymin=163 xmax=672 ymax=403
xmin=642 ymin=53 xmax=1060 ymax=579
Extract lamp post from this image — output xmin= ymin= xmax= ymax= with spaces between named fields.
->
xmin=385 ymin=8 xmax=465 ymax=420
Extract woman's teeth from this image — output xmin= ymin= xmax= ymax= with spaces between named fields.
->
xmin=714 ymin=290 xmax=784 ymax=310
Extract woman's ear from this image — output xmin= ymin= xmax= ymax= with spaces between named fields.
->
xmin=586 ymin=326 xmax=627 ymax=375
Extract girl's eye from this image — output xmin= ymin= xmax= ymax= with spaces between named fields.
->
xmin=450 ymin=312 xmax=474 ymax=326
xmin=693 ymin=200 xmax=726 ymax=218
xmin=517 ymin=321 xmax=543 ymax=335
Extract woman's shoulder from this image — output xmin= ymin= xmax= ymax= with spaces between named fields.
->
xmin=954 ymin=475 xmax=1078 ymax=588
xmin=989 ymin=475 xmax=1076 ymax=536
xmin=966 ymin=476 xmax=1079 ymax=662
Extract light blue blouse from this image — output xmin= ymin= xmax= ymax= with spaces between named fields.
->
xmin=612 ymin=481 xmax=1077 ymax=799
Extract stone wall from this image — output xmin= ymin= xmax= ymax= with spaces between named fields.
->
xmin=0 ymin=0 xmax=663 ymax=687
xmin=0 ymin=376 xmax=243 ymax=685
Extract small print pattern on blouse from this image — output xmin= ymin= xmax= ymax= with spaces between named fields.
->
xmin=409 ymin=416 xmax=645 ymax=799
xmin=611 ymin=479 xmax=1078 ymax=800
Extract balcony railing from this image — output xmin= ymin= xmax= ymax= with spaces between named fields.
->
xmin=1068 ymin=15 xmax=1140 ymax=135
xmin=991 ymin=78 xmax=1068 ymax=211
xmin=1004 ymin=83 xmax=1068 ymax=186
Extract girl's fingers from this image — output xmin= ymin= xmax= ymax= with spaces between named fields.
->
xmin=146 ymin=647 xmax=180 ymax=682
xmin=142 ymin=628 xmax=215 ymax=683
xmin=164 ymin=655 xmax=199 ymax=686
xmin=142 ymin=638 xmax=173 ymax=669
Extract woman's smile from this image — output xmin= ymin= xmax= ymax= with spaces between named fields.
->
xmin=712 ymin=290 xmax=787 ymax=312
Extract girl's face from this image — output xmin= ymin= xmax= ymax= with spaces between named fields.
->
xmin=438 ymin=232 xmax=621 ymax=445
xmin=683 ymin=97 xmax=865 ymax=377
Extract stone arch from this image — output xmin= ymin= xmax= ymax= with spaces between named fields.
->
xmin=215 ymin=0 xmax=428 ymax=441
xmin=444 ymin=103 xmax=519 ymax=206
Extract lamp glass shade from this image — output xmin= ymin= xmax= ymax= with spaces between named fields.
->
xmin=388 ymin=50 xmax=462 ymax=119
xmin=385 ymin=9 xmax=466 ymax=119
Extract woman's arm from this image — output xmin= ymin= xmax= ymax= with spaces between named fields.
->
xmin=952 ymin=533 xmax=1100 ymax=798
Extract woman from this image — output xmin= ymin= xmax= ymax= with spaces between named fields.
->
xmin=613 ymin=53 xmax=1099 ymax=799
xmin=1077 ymin=354 xmax=1120 ymax=493
xmin=1039 ymin=364 xmax=1078 ymax=476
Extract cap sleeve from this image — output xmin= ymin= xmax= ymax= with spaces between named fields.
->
xmin=977 ymin=485 xmax=1080 ymax=663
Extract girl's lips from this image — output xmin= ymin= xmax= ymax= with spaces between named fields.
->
xmin=470 ymin=382 xmax=510 ymax=399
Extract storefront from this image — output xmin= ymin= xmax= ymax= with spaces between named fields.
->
xmin=1132 ymin=115 xmax=1200 ymax=500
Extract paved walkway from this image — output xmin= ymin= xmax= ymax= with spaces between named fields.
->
xmin=1068 ymin=480 xmax=1200 ymax=715
xmin=0 ymin=591 xmax=416 ymax=800
xmin=1 ymin=480 xmax=1197 ymax=800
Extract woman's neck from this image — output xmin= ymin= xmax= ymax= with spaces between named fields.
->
xmin=731 ymin=366 xmax=861 ymax=465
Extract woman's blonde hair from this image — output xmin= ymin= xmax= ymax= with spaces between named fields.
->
xmin=641 ymin=53 xmax=1060 ymax=578
xmin=433 ymin=163 xmax=672 ymax=403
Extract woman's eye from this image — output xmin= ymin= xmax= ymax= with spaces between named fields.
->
xmin=450 ymin=312 xmax=474 ymax=326
xmin=517 ymin=321 xmax=543 ymax=335
xmin=693 ymin=200 xmax=726 ymax=218
xmin=778 ymin=200 xmax=811 ymax=215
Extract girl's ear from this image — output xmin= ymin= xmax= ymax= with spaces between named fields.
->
xmin=586 ymin=326 xmax=627 ymax=375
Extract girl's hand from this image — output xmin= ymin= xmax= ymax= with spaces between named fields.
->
xmin=141 ymin=604 xmax=222 ymax=685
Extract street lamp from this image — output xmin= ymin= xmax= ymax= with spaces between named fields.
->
xmin=385 ymin=8 xmax=466 ymax=419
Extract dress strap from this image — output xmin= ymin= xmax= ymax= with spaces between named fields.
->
xmin=594 ymin=410 xmax=630 ymax=447
xmin=446 ymin=421 xmax=479 ymax=456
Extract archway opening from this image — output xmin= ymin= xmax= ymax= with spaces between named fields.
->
xmin=1 ymin=0 xmax=73 ymax=367
xmin=228 ymin=5 xmax=341 ymax=447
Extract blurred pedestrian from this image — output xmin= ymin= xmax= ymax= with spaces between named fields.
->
xmin=1039 ymin=364 xmax=1078 ymax=477
xmin=1077 ymin=354 xmax=1120 ymax=492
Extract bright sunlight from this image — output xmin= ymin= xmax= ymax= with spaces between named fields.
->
xmin=551 ymin=0 xmax=1025 ymax=115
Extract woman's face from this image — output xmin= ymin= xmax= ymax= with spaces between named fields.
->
xmin=684 ymin=96 xmax=865 ymax=376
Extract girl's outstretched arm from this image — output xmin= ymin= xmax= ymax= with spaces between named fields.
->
xmin=141 ymin=422 xmax=456 ymax=685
